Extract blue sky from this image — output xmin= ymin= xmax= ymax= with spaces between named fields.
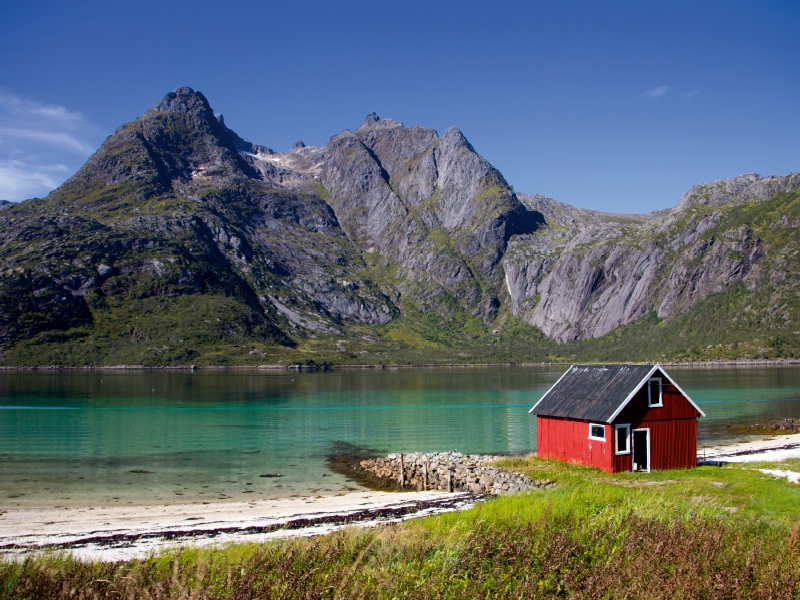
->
xmin=0 ymin=0 xmax=797 ymax=212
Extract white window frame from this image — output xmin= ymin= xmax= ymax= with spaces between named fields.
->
xmin=588 ymin=423 xmax=606 ymax=441
xmin=647 ymin=378 xmax=663 ymax=407
xmin=615 ymin=423 xmax=631 ymax=455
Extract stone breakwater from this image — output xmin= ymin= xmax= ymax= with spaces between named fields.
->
xmin=356 ymin=452 xmax=554 ymax=495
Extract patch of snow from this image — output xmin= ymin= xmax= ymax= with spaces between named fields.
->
xmin=246 ymin=152 xmax=283 ymax=163
xmin=289 ymin=145 xmax=323 ymax=156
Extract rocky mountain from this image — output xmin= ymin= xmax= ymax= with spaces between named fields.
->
xmin=0 ymin=86 xmax=797 ymax=365
xmin=505 ymin=173 xmax=800 ymax=343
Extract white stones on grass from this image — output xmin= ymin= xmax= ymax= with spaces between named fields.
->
xmin=758 ymin=469 xmax=800 ymax=484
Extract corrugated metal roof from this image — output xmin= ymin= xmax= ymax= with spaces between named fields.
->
xmin=530 ymin=364 xmax=655 ymax=423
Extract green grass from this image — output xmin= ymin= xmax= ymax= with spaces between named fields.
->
xmin=3 ymin=457 xmax=800 ymax=598
xmin=488 ymin=455 xmax=800 ymax=525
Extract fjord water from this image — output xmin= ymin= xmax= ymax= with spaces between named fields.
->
xmin=1 ymin=366 xmax=799 ymax=507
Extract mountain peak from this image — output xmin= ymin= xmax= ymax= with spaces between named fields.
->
xmin=148 ymin=87 xmax=214 ymax=117
xmin=442 ymin=126 xmax=466 ymax=142
xmin=53 ymin=87 xmax=258 ymax=199
xmin=677 ymin=172 xmax=800 ymax=211
xmin=356 ymin=112 xmax=403 ymax=133
xmin=2 ymin=85 xmax=799 ymax=365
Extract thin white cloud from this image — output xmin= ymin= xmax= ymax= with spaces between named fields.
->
xmin=0 ymin=92 xmax=86 ymax=130
xmin=0 ymin=91 xmax=101 ymax=201
xmin=642 ymin=86 xmax=669 ymax=98
xmin=683 ymin=90 xmax=709 ymax=100
xmin=0 ymin=127 xmax=95 ymax=154
xmin=0 ymin=161 xmax=67 ymax=200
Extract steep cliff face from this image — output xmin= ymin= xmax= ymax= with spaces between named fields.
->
xmin=4 ymin=89 xmax=546 ymax=358
xmin=0 ymin=86 xmax=797 ymax=364
xmin=504 ymin=175 xmax=800 ymax=343
xmin=321 ymin=114 xmax=541 ymax=317
xmin=0 ymin=88 xmax=397 ymax=361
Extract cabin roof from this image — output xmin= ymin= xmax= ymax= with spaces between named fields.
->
xmin=529 ymin=364 xmax=705 ymax=423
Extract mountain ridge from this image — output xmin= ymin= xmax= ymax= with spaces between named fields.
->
xmin=0 ymin=86 xmax=798 ymax=366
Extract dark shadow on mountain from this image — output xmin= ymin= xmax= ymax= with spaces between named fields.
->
xmin=509 ymin=209 xmax=546 ymax=237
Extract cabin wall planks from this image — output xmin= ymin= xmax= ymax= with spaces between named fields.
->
xmin=537 ymin=416 xmax=614 ymax=472
xmin=615 ymin=376 xmax=698 ymax=470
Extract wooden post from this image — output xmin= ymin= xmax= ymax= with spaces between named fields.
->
xmin=447 ymin=469 xmax=452 ymax=493
xmin=423 ymin=461 xmax=428 ymax=491
xmin=399 ymin=454 xmax=405 ymax=489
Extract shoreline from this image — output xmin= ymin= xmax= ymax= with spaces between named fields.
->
xmin=700 ymin=432 xmax=800 ymax=463
xmin=0 ymin=491 xmax=479 ymax=562
xmin=0 ymin=358 xmax=798 ymax=371
xmin=3 ymin=434 xmax=800 ymax=562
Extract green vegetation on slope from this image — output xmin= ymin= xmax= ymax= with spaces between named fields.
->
xmin=1 ymin=294 xmax=288 ymax=367
xmin=3 ymin=87 xmax=799 ymax=367
xmin=5 ymin=281 xmax=800 ymax=367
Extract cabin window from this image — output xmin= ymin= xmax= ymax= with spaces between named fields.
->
xmin=648 ymin=378 xmax=663 ymax=407
xmin=588 ymin=423 xmax=606 ymax=441
xmin=615 ymin=424 xmax=631 ymax=454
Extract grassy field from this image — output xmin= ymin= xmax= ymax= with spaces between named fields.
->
xmin=2 ymin=457 xmax=800 ymax=598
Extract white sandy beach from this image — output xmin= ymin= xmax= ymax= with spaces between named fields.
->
xmin=3 ymin=433 xmax=800 ymax=562
xmin=700 ymin=432 xmax=800 ymax=463
xmin=700 ymin=433 xmax=800 ymax=488
xmin=0 ymin=490 xmax=476 ymax=561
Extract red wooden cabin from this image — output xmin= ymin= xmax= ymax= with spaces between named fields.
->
xmin=530 ymin=365 xmax=704 ymax=472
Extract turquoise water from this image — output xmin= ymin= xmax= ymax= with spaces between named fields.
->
xmin=1 ymin=366 xmax=799 ymax=507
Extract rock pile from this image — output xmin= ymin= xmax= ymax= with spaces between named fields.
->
xmin=356 ymin=452 xmax=554 ymax=495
